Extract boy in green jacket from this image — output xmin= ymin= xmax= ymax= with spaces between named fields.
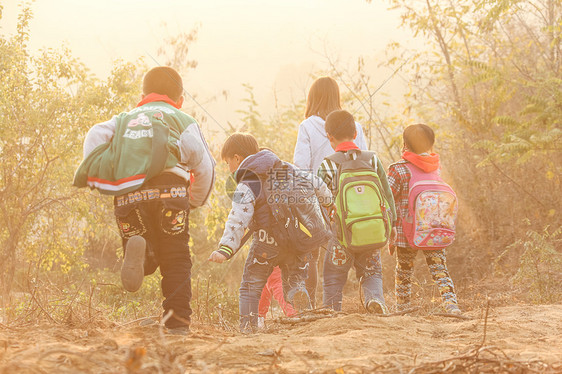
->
xmin=74 ymin=66 xmax=215 ymax=334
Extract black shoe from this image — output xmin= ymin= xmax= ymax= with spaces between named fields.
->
xmin=120 ymin=236 xmax=146 ymax=292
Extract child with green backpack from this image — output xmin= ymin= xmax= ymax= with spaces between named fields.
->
xmin=318 ymin=110 xmax=396 ymax=314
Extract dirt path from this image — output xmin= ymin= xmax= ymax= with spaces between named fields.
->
xmin=1 ymin=305 xmax=561 ymax=373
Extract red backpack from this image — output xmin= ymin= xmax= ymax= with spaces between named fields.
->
xmin=402 ymin=163 xmax=458 ymax=250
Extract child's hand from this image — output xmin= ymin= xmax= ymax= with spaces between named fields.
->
xmin=328 ymin=203 xmax=336 ymax=221
xmin=208 ymin=251 xmax=227 ymax=263
xmin=388 ymin=245 xmax=395 ymax=256
xmin=388 ymin=228 xmax=397 ymax=255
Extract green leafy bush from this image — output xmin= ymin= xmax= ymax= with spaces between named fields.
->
xmin=512 ymin=226 xmax=562 ymax=303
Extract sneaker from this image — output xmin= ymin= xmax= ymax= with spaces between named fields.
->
xmin=139 ymin=318 xmax=158 ymax=327
xmin=290 ymin=288 xmax=312 ymax=312
xmin=120 ymin=235 xmax=146 ymax=292
xmin=240 ymin=323 xmax=256 ymax=335
xmin=167 ymin=326 xmax=190 ymax=336
xmin=366 ymin=299 xmax=388 ymax=315
xmin=257 ymin=316 xmax=265 ymax=330
xmin=445 ymin=303 xmax=462 ymax=315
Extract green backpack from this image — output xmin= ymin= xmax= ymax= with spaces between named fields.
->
xmin=326 ymin=149 xmax=392 ymax=253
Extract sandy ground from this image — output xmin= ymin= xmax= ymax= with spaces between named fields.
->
xmin=0 ymin=305 xmax=561 ymax=373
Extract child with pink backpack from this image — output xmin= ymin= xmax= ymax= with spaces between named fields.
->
xmin=387 ymin=124 xmax=461 ymax=314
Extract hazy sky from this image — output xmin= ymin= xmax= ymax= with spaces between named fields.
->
xmin=2 ymin=0 xmax=413 ymax=136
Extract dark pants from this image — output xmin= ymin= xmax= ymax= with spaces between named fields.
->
xmin=114 ymin=173 xmax=191 ymax=328
xmin=239 ymin=228 xmax=311 ymax=332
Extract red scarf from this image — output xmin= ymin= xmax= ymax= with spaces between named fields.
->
xmin=334 ymin=141 xmax=359 ymax=152
xmin=402 ymin=151 xmax=440 ymax=172
xmin=136 ymin=93 xmax=181 ymax=109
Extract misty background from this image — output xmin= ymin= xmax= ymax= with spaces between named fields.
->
xmin=1 ymin=0 xmax=414 ymax=138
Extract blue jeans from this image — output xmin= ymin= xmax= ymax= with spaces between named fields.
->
xmin=239 ymin=229 xmax=311 ymax=332
xmin=322 ymin=237 xmax=385 ymax=311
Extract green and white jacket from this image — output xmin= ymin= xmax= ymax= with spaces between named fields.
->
xmin=73 ymin=94 xmax=215 ymax=208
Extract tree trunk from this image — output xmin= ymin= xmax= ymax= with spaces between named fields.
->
xmin=1 ymin=231 xmax=21 ymax=322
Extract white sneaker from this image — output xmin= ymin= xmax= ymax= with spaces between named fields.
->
xmin=366 ymin=299 xmax=388 ymax=315
xmin=445 ymin=304 xmax=462 ymax=315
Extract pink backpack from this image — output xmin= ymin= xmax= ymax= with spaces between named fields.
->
xmin=402 ymin=163 xmax=458 ymax=250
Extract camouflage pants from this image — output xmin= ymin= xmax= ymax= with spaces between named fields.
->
xmin=395 ymin=247 xmax=458 ymax=311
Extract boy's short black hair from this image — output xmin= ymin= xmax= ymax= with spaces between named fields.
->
xmin=143 ymin=66 xmax=183 ymax=102
xmin=221 ymin=133 xmax=260 ymax=160
xmin=325 ymin=110 xmax=356 ymax=140
xmin=403 ymin=124 xmax=435 ymax=154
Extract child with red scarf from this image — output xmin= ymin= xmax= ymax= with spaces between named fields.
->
xmin=318 ymin=110 xmax=396 ymax=314
xmin=74 ymin=67 xmax=216 ymax=334
xmin=387 ymin=124 xmax=461 ymax=314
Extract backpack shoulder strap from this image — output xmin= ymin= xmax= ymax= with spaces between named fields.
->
xmin=404 ymin=162 xmax=422 ymax=190
xmin=325 ymin=152 xmax=351 ymax=178
xmin=272 ymin=158 xmax=288 ymax=171
xmin=325 ymin=151 xmax=348 ymax=165
xmin=335 ymin=149 xmax=377 ymax=173
xmin=356 ymin=150 xmax=375 ymax=161
xmin=404 ymin=163 xmax=444 ymax=190
xmin=355 ymin=150 xmax=377 ymax=173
